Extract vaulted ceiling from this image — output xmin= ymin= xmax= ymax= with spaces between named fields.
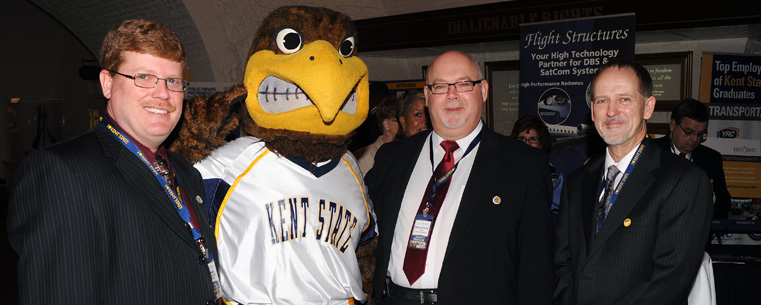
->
xmin=24 ymin=0 xmax=761 ymax=83
xmin=26 ymin=0 xmax=507 ymax=82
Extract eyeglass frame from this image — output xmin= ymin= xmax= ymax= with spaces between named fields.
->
xmin=426 ymin=80 xmax=483 ymax=94
xmin=108 ymin=70 xmax=189 ymax=92
xmin=676 ymin=123 xmax=708 ymax=141
xmin=516 ymin=136 xmax=541 ymax=144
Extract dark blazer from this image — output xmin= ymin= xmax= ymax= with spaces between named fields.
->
xmin=367 ymin=127 xmax=554 ymax=305
xmin=7 ymin=124 xmax=219 ymax=304
xmin=654 ymin=135 xmax=731 ymax=219
xmin=553 ymin=139 xmax=713 ymax=305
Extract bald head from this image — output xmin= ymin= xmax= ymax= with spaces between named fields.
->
xmin=426 ymin=51 xmax=483 ymax=84
xmin=424 ymin=50 xmax=488 ymax=140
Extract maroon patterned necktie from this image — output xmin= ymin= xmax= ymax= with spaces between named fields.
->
xmin=403 ymin=140 xmax=459 ymax=285
xmin=154 ymin=155 xmax=173 ymax=188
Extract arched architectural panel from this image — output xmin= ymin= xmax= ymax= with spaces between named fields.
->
xmin=29 ymin=0 xmax=215 ymax=81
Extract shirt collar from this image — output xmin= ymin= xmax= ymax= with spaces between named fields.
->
xmin=669 ymin=137 xmax=692 ymax=160
xmin=604 ymin=139 xmax=641 ymax=179
xmin=431 ymin=120 xmax=483 ymax=151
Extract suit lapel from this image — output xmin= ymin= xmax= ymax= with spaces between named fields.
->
xmin=581 ymin=158 xmax=603 ymax=252
xmin=97 ymin=126 xmax=200 ymax=251
xmin=587 ymin=141 xmax=658 ymax=257
xmin=443 ymin=128 xmax=500 ymax=261
xmin=381 ymin=133 xmax=427 ymax=255
xmin=690 ymin=145 xmax=705 ymax=165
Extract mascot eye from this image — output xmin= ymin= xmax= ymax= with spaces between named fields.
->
xmin=275 ymin=27 xmax=302 ymax=54
xmin=338 ymin=36 xmax=355 ymax=57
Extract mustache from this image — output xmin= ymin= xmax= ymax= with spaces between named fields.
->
xmin=443 ymin=101 xmax=464 ymax=109
xmin=141 ymin=100 xmax=178 ymax=112
xmin=603 ymin=117 xmax=626 ymax=125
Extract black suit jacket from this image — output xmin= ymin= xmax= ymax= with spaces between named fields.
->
xmin=654 ymin=135 xmax=731 ymax=218
xmin=7 ymin=124 xmax=219 ymax=304
xmin=553 ymin=140 xmax=713 ymax=305
xmin=367 ymin=127 xmax=554 ymax=305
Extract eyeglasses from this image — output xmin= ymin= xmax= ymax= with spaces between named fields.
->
xmin=517 ymin=136 xmax=540 ymax=144
xmin=109 ymin=70 xmax=188 ymax=92
xmin=677 ymin=123 xmax=708 ymax=141
xmin=427 ymin=80 xmax=482 ymax=94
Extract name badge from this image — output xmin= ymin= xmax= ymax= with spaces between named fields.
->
xmin=207 ymin=258 xmax=222 ymax=300
xmin=408 ymin=213 xmax=434 ymax=250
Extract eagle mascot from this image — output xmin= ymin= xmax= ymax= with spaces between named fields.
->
xmin=171 ymin=6 xmax=378 ymax=305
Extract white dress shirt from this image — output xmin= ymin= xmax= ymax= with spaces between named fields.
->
xmin=388 ymin=122 xmax=483 ymax=289
xmin=670 ymin=139 xmax=693 ymax=161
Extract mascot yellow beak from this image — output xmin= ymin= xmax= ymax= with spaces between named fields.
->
xmin=243 ymin=40 xmax=369 ymax=136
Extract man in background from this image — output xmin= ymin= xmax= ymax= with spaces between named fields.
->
xmin=655 ymin=98 xmax=731 ymax=219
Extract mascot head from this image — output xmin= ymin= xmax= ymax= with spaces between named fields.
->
xmin=241 ymin=6 xmax=369 ymax=162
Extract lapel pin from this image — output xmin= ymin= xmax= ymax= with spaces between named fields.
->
xmin=196 ymin=195 xmax=203 ymax=204
xmin=492 ymin=196 xmax=501 ymax=205
xmin=624 ymin=218 xmax=631 ymax=227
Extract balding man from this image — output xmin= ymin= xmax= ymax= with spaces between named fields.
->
xmin=366 ymin=50 xmax=553 ymax=305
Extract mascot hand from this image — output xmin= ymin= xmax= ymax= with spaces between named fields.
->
xmin=171 ymin=84 xmax=247 ymax=163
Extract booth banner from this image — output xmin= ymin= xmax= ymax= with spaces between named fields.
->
xmin=699 ymin=53 xmax=761 ymax=104
xmin=712 ymin=232 xmax=761 ymax=245
xmin=699 ymin=54 xmax=761 ymax=239
xmin=186 ymin=82 xmax=235 ymax=97
xmin=519 ymin=13 xmax=634 ymax=129
xmin=703 ymin=137 xmax=761 ymax=236
xmin=707 ymin=103 xmax=761 ymax=140
xmin=703 ymin=138 xmax=761 ymax=200
xmin=384 ymin=80 xmax=426 ymax=98
xmin=519 ymin=13 xmax=634 ymax=174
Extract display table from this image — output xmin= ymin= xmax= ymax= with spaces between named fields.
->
xmin=712 ymin=262 xmax=761 ymax=305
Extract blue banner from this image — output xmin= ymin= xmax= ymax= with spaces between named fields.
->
xmin=700 ymin=53 xmax=761 ymax=104
xmin=519 ymin=14 xmax=635 ymax=174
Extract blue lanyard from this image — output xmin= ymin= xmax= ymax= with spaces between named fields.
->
xmin=99 ymin=117 xmax=204 ymax=242
xmin=426 ymin=133 xmax=481 ymax=207
xmin=600 ymin=138 xmax=648 ymax=216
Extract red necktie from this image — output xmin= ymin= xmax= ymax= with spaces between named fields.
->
xmin=403 ymin=140 xmax=459 ymax=285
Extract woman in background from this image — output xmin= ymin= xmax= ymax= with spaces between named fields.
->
xmin=397 ymin=93 xmax=429 ymax=138
xmin=511 ymin=115 xmax=563 ymax=223
xmin=354 ymin=97 xmax=401 ymax=176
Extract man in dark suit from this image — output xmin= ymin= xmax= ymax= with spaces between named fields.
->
xmin=7 ymin=20 xmax=221 ymax=304
xmin=367 ymin=50 xmax=553 ymax=305
xmin=654 ymin=98 xmax=731 ymax=219
xmin=553 ymin=59 xmax=713 ymax=305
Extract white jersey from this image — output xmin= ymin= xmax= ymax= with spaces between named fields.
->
xmin=195 ymin=136 xmax=377 ymax=305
